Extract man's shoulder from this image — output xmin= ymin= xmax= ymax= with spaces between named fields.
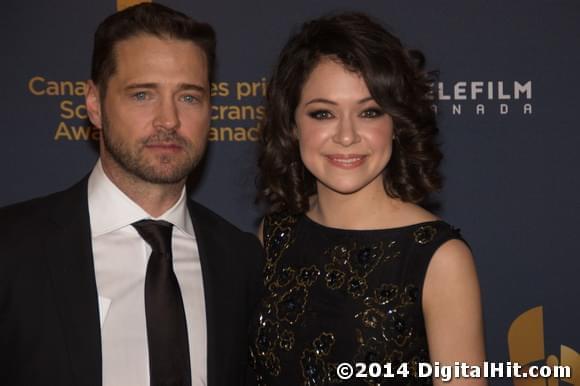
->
xmin=0 ymin=192 xmax=59 ymax=228
xmin=187 ymin=199 xmax=250 ymax=237
xmin=0 ymin=179 xmax=87 ymax=228
xmin=187 ymin=199 xmax=264 ymax=275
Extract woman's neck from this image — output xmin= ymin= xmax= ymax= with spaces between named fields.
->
xmin=307 ymin=181 xmax=402 ymax=230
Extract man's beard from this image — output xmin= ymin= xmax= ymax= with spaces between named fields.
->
xmin=101 ymin=113 xmax=204 ymax=185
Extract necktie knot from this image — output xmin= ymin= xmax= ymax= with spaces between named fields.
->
xmin=132 ymin=220 xmax=173 ymax=257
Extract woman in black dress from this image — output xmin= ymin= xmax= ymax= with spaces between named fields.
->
xmin=249 ymin=12 xmax=486 ymax=386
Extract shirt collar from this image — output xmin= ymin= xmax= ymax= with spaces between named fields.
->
xmin=87 ymin=159 xmax=195 ymax=238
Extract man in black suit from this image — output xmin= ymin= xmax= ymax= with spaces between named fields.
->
xmin=0 ymin=4 xmax=262 ymax=386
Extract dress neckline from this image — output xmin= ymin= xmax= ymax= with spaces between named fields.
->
xmin=300 ymin=213 xmax=444 ymax=234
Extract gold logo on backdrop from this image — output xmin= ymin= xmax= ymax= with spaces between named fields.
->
xmin=117 ymin=0 xmax=151 ymax=11
xmin=508 ymin=306 xmax=579 ymax=385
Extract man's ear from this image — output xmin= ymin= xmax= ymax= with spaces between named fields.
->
xmin=85 ymin=80 xmax=103 ymax=129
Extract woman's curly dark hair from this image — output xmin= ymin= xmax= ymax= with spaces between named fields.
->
xmin=258 ymin=12 xmax=441 ymax=214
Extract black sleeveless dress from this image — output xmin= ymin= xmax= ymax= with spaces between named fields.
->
xmin=248 ymin=213 xmax=464 ymax=385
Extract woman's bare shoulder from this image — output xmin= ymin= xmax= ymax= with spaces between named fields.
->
xmin=388 ymin=201 xmax=440 ymax=227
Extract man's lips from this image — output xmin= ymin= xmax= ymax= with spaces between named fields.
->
xmin=325 ymin=154 xmax=368 ymax=169
xmin=145 ymin=142 xmax=183 ymax=150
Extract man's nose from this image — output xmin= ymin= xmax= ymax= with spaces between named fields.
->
xmin=153 ymin=98 xmax=179 ymax=131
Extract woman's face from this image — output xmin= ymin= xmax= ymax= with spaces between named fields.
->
xmin=294 ymin=57 xmax=394 ymax=197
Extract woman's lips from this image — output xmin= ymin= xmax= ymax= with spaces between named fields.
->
xmin=325 ymin=154 xmax=367 ymax=169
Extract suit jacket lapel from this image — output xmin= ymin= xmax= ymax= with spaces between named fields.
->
xmin=187 ymin=200 xmax=226 ymax=386
xmin=46 ymin=178 xmax=102 ymax=386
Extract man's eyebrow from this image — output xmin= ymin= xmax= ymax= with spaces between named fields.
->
xmin=124 ymin=83 xmax=157 ymax=90
xmin=178 ymin=83 xmax=207 ymax=93
xmin=123 ymin=83 xmax=207 ymax=93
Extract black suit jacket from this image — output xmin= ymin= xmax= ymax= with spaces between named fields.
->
xmin=0 ymin=178 xmax=264 ymax=386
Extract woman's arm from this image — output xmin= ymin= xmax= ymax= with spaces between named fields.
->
xmin=423 ymin=239 xmax=487 ymax=386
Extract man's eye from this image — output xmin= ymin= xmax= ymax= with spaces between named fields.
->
xmin=181 ymin=94 xmax=199 ymax=104
xmin=132 ymin=91 xmax=148 ymax=101
xmin=360 ymin=108 xmax=384 ymax=118
xmin=308 ymin=110 xmax=333 ymax=120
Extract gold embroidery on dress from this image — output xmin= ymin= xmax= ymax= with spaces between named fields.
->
xmin=253 ymin=216 xmax=445 ymax=384
xmin=413 ymin=225 xmax=437 ymax=245
xmin=301 ymin=332 xmax=336 ymax=385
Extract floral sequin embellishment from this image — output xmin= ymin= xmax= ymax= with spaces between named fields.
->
xmin=313 ymin=332 xmax=335 ymax=356
xmin=324 ymin=266 xmax=346 ymax=289
xmin=301 ymin=333 xmax=336 ymax=385
xmin=263 ymin=214 xmax=298 ymax=283
xmin=382 ymin=308 xmax=413 ymax=347
xmin=269 ymin=266 xmax=295 ymax=290
xmin=276 ymin=286 xmax=309 ymax=325
xmin=279 ymin=329 xmax=295 ymax=351
xmin=300 ymin=349 xmax=327 ymax=385
xmin=413 ymin=224 xmax=437 ymax=245
xmin=375 ymin=283 xmax=398 ymax=305
xmin=323 ymin=240 xmax=400 ymax=295
xmin=254 ymin=318 xmax=282 ymax=376
xmin=348 ymin=243 xmax=384 ymax=277
xmin=255 ymin=319 xmax=279 ymax=356
xmin=296 ymin=265 xmax=321 ymax=287
xmin=347 ymin=276 xmax=368 ymax=298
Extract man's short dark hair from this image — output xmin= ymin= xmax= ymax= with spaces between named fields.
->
xmin=91 ymin=3 xmax=216 ymax=93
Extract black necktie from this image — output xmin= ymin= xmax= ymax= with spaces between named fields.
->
xmin=132 ymin=220 xmax=191 ymax=386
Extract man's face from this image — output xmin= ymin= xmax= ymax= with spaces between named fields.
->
xmin=87 ymin=34 xmax=210 ymax=185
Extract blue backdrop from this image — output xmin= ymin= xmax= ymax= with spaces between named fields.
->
xmin=1 ymin=1 xmax=578 ymax=384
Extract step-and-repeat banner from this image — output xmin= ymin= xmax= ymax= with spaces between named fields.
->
xmin=1 ymin=0 xmax=578 ymax=383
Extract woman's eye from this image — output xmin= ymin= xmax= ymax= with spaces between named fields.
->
xmin=360 ymin=108 xmax=384 ymax=118
xmin=308 ymin=110 xmax=333 ymax=120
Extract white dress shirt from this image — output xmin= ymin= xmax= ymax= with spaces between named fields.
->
xmin=88 ymin=160 xmax=207 ymax=386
